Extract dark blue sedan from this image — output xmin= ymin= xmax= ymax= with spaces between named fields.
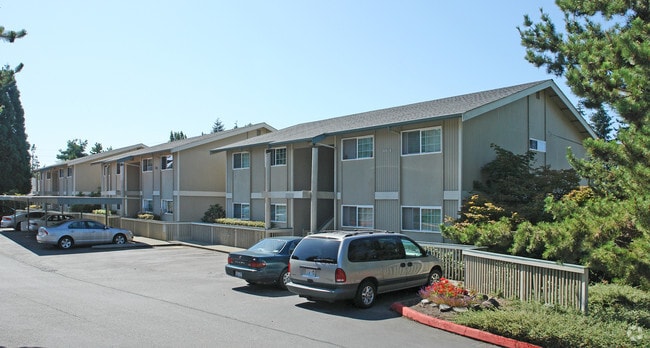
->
xmin=225 ymin=236 xmax=302 ymax=290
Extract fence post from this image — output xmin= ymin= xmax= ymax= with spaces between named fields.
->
xmin=581 ymin=268 xmax=589 ymax=314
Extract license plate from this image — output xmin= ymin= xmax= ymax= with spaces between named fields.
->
xmin=303 ymin=268 xmax=317 ymax=278
xmin=235 ymin=271 xmax=243 ymax=278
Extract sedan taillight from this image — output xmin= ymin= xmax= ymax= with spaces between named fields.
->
xmin=249 ymin=259 xmax=266 ymax=269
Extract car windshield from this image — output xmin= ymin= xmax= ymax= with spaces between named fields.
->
xmin=249 ymin=239 xmax=287 ymax=253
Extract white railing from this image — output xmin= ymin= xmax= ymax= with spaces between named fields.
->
xmin=419 ymin=242 xmax=481 ymax=282
xmin=118 ymin=218 xmax=294 ymax=249
xmin=463 ymin=249 xmax=589 ymax=313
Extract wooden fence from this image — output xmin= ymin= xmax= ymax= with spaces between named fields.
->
xmin=463 ymin=249 xmax=589 ymax=313
xmin=419 ymin=242 xmax=481 ymax=281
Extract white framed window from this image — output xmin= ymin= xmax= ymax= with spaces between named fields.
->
xmin=142 ymin=158 xmax=153 ymax=172
xmin=116 ymin=163 xmax=122 ymax=175
xmin=402 ymin=127 xmax=442 ymax=155
xmin=341 ymin=205 xmax=374 ymax=228
xmin=268 ymin=148 xmax=287 ymax=166
xmin=529 ymin=138 xmax=546 ymax=152
xmin=67 ymin=167 xmax=73 ymax=177
xmin=342 ymin=136 xmax=374 ymax=160
xmin=271 ymin=204 xmax=287 ymax=222
xmin=233 ymin=203 xmax=250 ymax=220
xmin=161 ymin=155 xmax=173 ymax=170
xmin=233 ymin=152 xmax=250 ymax=169
xmin=46 ymin=172 xmax=51 ymax=179
xmin=162 ymin=199 xmax=174 ymax=214
xmin=59 ymin=169 xmax=64 ymax=178
xmin=142 ymin=199 xmax=153 ymax=212
xmin=402 ymin=206 xmax=442 ymax=232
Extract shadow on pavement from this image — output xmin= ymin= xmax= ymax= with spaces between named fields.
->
xmin=0 ymin=229 xmax=149 ymax=256
xmin=231 ymin=284 xmax=296 ymax=298
xmin=293 ymin=287 xmax=421 ymax=321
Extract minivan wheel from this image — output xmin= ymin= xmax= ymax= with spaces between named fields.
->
xmin=354 ymin=280 xmax=377 ymax=309
xmin=427 ymin=268 xmax=443 ymax=286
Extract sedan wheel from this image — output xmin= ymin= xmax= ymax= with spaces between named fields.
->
xmin=278 ymin=269 xmax=290 ymax=290
xmin=113 ymin=234 xmax=127 ymax=245
xmin=58 ymin=236 xmax=73 ymax=249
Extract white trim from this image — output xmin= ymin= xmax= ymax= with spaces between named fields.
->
xmin=375 ymin=192 xmax=399 ymax=200
xmin=173 ymin=190 xmax=226 ymax=197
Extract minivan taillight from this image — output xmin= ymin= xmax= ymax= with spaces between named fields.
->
xmin=335 ymin=268 xmax=346 ymax=283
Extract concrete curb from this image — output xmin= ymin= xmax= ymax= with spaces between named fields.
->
xmin=390 ymin=302 xmax=541 ymax=348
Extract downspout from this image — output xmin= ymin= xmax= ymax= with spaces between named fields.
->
xmin=174 ymin=152 xmax=180 ymax=221
xmin=457 ymin=120 xmax=463 ymax=214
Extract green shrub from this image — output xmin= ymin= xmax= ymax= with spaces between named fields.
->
xmin=215 ymin=218 xmax=265 ymax=228
xmin=454 ymin=300 xmax=647 ymax=347
xmin=201 ymin=204 xmax=225 ymax=223
xmin=589 ymin=283 xmax=650 ymax=329
xmin=137 ymin=213 xmax=157 ymax=220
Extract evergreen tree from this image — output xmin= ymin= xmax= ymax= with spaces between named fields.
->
xmin=0 ymin=73 xmax=31 ymax=194
xmin=90 ymin=142 xmax=103 ymax=155
xmin=518 ymin=1 xmax=650 ymax=288
xmin=212 ymin=118 xmax=225 ymax=133
xmin=169 ymin=131 xmax=187 ymax=142
xmin=0 ymin=25 xmax=30 ymax=194
xmin=56 ymin=139 xmax=88 ymax=160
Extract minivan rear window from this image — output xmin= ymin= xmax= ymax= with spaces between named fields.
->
xmin=291 ymin=238 xmax=340 ymax=263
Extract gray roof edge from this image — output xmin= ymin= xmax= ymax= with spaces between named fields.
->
xmin=172 ymin=123 xmax=276 ymax=152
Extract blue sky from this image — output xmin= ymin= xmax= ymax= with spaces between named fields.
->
xmin=2 ymin=0 xmax=569 ymax=166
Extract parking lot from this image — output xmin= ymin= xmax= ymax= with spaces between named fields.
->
xmin=0 ymin=228 xmax=494 ymax=347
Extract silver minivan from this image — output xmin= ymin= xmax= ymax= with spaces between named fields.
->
xmin=286 ymin=231 xmax=442 ymax=308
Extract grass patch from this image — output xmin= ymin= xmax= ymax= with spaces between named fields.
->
xmin=452 ymin=284 xmax=649 ymax=347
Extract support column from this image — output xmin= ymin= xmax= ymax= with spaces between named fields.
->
xmin=310 ymin=147 xmax=318 ymax=233
xmin=264 ymin=151 xmax=271 ymax=229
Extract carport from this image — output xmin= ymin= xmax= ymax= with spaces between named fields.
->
xmin=0 ymin=195 xmax=123 ymax=227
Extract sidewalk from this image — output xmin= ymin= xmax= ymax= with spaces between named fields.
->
xmin=131 ymin=236 xmax=245 ymax=254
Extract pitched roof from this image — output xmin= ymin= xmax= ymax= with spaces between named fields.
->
xmin=212 ymin=80 xmax=594 ymax=152
xmin=36 ymin=143 xmax=147 ymax=171
xmin=92 ymin=122 xmax=275 ymax=164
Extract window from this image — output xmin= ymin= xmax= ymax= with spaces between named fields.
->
xmin=59 ymin=169 xmax=64 ymax=178
xmin=67 ymin=167 xmax=73 ymax=177
xmin=402 ymin=128 xmax=442 ymax=155
xmin=268 ymin=148 xmax=287 ymax=166
xmin=103 ymin=165 xmax=110 ymax=176
xmin=116 ymin=163 xmax=122 ymax=175
xmin=142 ymin=158 xmax=153 ymax=172
xmin=271 ymin=204 xmax=287 ymax=222
xmin=402 ymin=206 xmax=442 ymax=232
xmin=342 ymin=205 xmax=374 ymax=228
xmin=142 ymin=199 xmax=153 ymax=212
xmin=233 ymin=203 xmax=250 ymax=220
xmin=529 ymin=138 xmax=546 ymax=152
xmin=162 ymin=199 xmax=173 ymax=214
xmin=46 ymin=172 xmax=51 ymax=179
xmin=233 ymin=152 xmax=250 ymax=169
xmin=342 ymin=136 xmax=373 ymax=160
xmin=161 ymin=155 xmax=173 ymax=170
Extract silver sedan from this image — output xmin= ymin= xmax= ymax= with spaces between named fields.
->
xmin=36 ymin=219 xmax=133 ymax=249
